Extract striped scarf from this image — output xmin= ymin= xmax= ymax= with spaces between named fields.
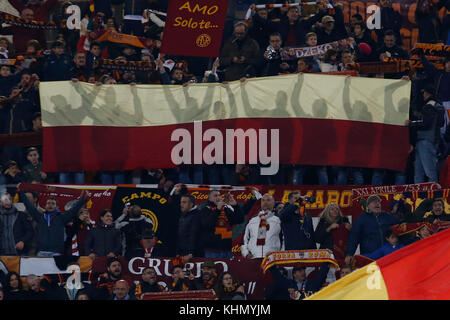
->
xmin=256 ymin=210 xmax=273 ymax=246
xmin=213 ymin=207 xmax=232 ymax=240
xmin=71 ymin=220 xmax=95 ymax=256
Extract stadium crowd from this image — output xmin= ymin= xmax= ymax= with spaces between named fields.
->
xmin=0 ymin=0 xmax=449 ymax=187
xmin=0 ymin=0 xmax=449 ymax=301
xmin=0 ymin=183 xmax=448 ymax=300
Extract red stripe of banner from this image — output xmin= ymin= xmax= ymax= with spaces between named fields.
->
xmin=377 ymin=229 xmax=450 ymax=300
xmin=42 ymin=118 xmax=409 ymax=172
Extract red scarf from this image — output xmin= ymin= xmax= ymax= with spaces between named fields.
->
xmin=257 ymin=210 xmax=271 ymax=246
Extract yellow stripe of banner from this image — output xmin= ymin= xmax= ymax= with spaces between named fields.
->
xmin=306 ymin=262 xmax=389 ymax=300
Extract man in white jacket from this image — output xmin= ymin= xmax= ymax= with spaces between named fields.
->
xmin=241 ymin=193 xmax=283 ymax=259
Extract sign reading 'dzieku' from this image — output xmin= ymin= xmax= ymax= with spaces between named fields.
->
xmin=161 ymin=0 xmax=229 ymax=57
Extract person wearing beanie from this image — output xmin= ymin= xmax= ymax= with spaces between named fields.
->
xmin=406 ymin=83 xmax=445 ymax=183
xmin=345 ymin=195 xmax=400 ymax=265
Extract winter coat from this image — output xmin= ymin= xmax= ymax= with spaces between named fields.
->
xmin=117 ymin=215 xmax=154 ymax=257
xmin=346 ymin=211 xmax=400 ymax=256
xmin=43 ymin=53 xmax=72 ymax=81
xmin=0 ymin=97 xmax=36 ymax=134
xmin=0 ymin=206 xmax=33 ymax=255
xmin=84 ymin=224 xmax=122 ymax=257
xmin=313 ymin=217 xmax=348 ymax=251
xmin=219 ymin=36 xmax=261 ymax=81
xmin=241 ymin=211 xmax=282 ymax=258
xmin=278 ymin=204 xmax=316 ymax=250
xmin=0 ymin=71 xmax=24 ymax=97
xmin=176 ymin=206 xmax=202 ymax=257
xmin=20 ymin=192 xmax=87 ymax=254
xmin=409 ymin=97 xmax=445 ymax=144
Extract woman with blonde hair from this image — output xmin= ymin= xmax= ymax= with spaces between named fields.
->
xmin=314 ymin=202 xmax=351 ymax=265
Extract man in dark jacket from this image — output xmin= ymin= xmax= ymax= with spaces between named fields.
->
xmin=94 ymin=257 xmax=135 ymax=300
xmin=116 ymin=204 xmax=154 ymax=258
xmin=376 ymin=30 xmax=409 ymax=79
xmin=85 ymin=209 xmax=122 ymax=259
xmin=42 ymin=41 xmax=72 ymax=81
xmin=345 ymin=195 xmax=400 ymax=265
xmin=0 ymin=87 xmax=36 ymax=135
xmin=188 ymin=260 xmax=218 ymax=291
xmin=199 ymin=190 xmax=244 ymax=258
xmin=265 ymin=263 xmax=329 ymax=300
xmin=219 ymin=21 xmax=261 ymax=81
xmin=0 ymin=193 xmax=33 ymax=255
xmin=124 ymin=229 xmax=166 ymax=259
xmin=406 ymin=84 xmax=445 ymax=183
xmin=171 ymin=184 xmax=202 ymax=258
xmin=262 ymin=32 xmax=292 ymax=76
xmin=69 ymin=51 xmax=92 ymax=82
xmin=278 ymin=191 xmax=316 ymax=250
xmin=19 ymin=188 xmax=90 ymax=256
xmin=134 ymin=267 xmax=164 ymax=299
xmin=315 ymin=13 xmax=348 ymax=45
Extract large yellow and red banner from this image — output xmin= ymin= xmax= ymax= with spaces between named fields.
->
xmin=307 ymin=228 xmax=450 ymax=300
xmin=161 ymin=0 xmax=229 ymax=57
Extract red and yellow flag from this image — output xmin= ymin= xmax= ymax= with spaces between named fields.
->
xmin=307 ymin=228 xmax=450 ymax=300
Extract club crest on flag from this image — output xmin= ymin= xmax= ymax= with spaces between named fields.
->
xmin=141 ymin=208 xmax=158 ymax=232
xmin=196 ymin=34 xmax=211 ymax=47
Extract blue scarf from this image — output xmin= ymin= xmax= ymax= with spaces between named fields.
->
xmin=44 ymin=210 xmax=60 ymax=227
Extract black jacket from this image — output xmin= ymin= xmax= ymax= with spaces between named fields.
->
xmin=375 ymin=44 xmax=410 ymax=79
xmin=314 ymin=218 xmax=342 ymax=251
xmin=119 ymin=216 xmax=154 ymax=257
xmin=176 ymin=206 xmax=202 ymax=257
xmin=0 ymin=206 xmax=34 ymax=255
xmin=278 ymin=204 xmax=316 ymax=250
xmin=84 ymin=224 xmax=122 ymax=257
xmin=199 ymin=201 xmax=244 ymax=252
